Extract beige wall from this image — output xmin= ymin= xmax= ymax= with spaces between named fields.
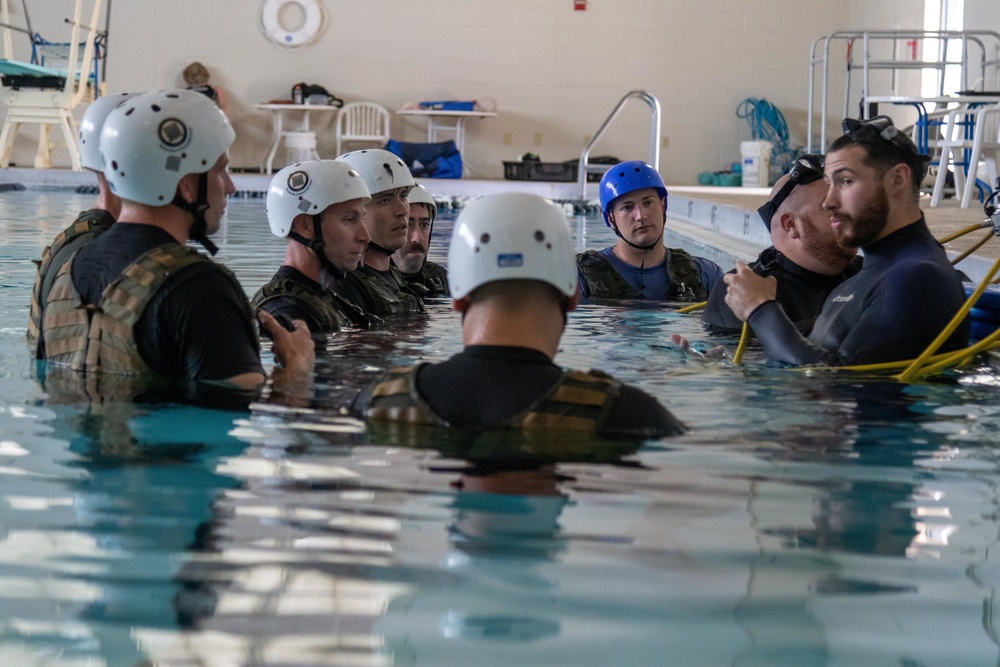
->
xmin=2 ymin=0 xmax=995 ymax=183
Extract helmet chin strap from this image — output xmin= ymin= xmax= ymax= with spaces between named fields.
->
xmin=288 ymin=214 xmax=335 ymax=272
xmin=608 ymin=211 xmax=665 ymax=252
xmin=366 ymin=240 xmax=395 ymax=257
xmin=609 ymin=211 xmax=666 ymax=290
xmin=172 ymin=173 xmax=218 ymax=255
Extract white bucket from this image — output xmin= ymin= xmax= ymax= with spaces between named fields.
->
xmin=284 ymin=130 xmax=317 ymax=165
xmin=740 ymin=140 xmax=772 ymax=188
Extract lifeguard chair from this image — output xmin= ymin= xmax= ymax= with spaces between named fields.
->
xmin=0 ymin=0 xmax=104 ymax=170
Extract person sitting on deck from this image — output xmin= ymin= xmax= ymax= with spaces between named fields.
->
xmin=352 ymin=192 xmax=686 ymax=439
xmin=576 ymin=160 xmax=723 ymax=303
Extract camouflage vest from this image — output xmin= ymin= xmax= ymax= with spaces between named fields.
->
xmin=365 ymin=364 xmax=622 ymax=432
xmin=40 ymin=243 xmax=217 ymax=375
xmin=251 ymin=273 xmax=352 ymax=333
xmin=576 ymin=248 xmax=706 ymax=302
xmin=400 ymin=260 xmax=450 ymax=298
xmin=28 ymin=209 xmax=115 ymax=343
xmin=343 ymin=264 xmax=426 ymax=315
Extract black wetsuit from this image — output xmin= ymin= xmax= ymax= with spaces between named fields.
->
xmin=747 ymin=218 xmax=969 ymax=366
xmin=702 ymin=247 xmax=862 ymax=335
xmin=352 ymin=345 xmax=686 ymax=439
xmin=71 ymin=223 xmax=263 ymax=380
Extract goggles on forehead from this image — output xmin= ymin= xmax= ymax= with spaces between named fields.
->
xmin=841 ymin=115 xmax=931 ymax=179
xmin=756 ymin=153 xmax=825 ymax=231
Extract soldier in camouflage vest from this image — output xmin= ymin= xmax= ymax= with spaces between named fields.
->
xmin=391 ymin=182 xmax=449 ymax=298
xmin=353 ymin=193 xmax=686 ymax=440
xmin=575 ymin=160 xmax=723 ymax=304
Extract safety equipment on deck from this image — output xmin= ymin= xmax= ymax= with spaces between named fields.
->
xmin=259 ymin=0 xmax=325 ymax=48
xmin=77 ymin=92 xmax=139 ymax=171
xmin=99 ymin=89 xmax=234 ymax=206
xmin=335 ymin=148 xmax=415 ymax=197
xmin=447 ymin=192 xmax=577 ymax=300
xmin=266 ymin=159 xmax=370 ymax=237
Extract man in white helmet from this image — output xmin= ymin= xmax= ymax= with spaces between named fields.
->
xmin=252 ymin=160 xmax=377 ymax=332
xmin=37 ymin=89 xmax=313 ymax=389
xmin=353 ymin=193 xmax=686 ymax=439
xmin=333 ymin=149 xmax=425 ymax=314
xmin=391 ymin=182 xmax=449 ymax=297
xmin=28 ymin=92 xmax=140 ymax=343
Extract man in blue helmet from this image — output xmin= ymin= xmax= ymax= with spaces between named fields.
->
xmin=723 ymin=115 xmax=969 ymax=366
xmin=576 ymin=160 xmax=723 ymax=302
xmin=701 ymin=154 xmax=861 ymax=335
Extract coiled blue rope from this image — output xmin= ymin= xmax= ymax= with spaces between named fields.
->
xmin=736 ymin=97 xmax=797 ymax=178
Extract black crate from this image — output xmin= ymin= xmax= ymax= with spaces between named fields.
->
xmin=503 ymin=160 xmax=578 ymax=182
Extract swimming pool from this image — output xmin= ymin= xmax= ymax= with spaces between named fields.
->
xmin=3 ymin=188 xmax=1000 ymax=665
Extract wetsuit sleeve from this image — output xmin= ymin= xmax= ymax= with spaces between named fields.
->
xmin=139 ymin=264 xmax=264 ymax=381
xmin=694 ymin=257 xmax=725 ymax=296
xmin=746 ymin=300 xmax=836 ymax=365
xmin=599 ymin=384 xmax=687 ymax=439
xmin=749 ymin=260 xmax=966 ymax=367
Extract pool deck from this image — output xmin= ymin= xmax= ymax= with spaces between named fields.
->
xmin=4 ymin=167 xmax=998 ymax=282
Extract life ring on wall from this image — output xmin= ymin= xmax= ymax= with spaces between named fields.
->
xmin=259 ymin=0 xmax=325 ymax=48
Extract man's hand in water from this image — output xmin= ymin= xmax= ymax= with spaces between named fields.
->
xmin=258 ymin=310 xmax=315 ymax=374
xmin=723 ymin=261 xmax=777 ymax=321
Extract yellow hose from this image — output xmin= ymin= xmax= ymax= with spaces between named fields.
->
xmin=936 ymin=220 xmax=991 ymax=245
xmin=674 ymin=301 xmax=706 ymax=314
xmin=949 ymin=229 xmax=993 ymax=266
xmin=896 ymin=254 xmax=1000 ymax=382
xmin=732 ymin=322 xmax=750 ymax=364
xmin=903 ymin=331 xmax=1000 ymax=379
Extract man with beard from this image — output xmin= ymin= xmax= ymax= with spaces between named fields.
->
xmin=702 ymin=154 xmax=861 ymax=335
xmin=332 ymin=149 xmax=426 ymax=315
xmin=576 ymin=160 xmax=723 ymax=302
xmin=391 ymin=183 xmax=449 ymax=297
xmin=723 ymin=115 xmax=969 ymax=366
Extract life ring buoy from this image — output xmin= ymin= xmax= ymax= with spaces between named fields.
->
xmin=260 ymin=0 xmax=324 ymax=48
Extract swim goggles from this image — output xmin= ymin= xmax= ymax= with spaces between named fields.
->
xmin=841 ymin=115 xmax=932 ymax=179
xmin=756 ymin=153 xmax=825 ymax=231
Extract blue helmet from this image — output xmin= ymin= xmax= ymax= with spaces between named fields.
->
xmin=598 ymin=160 xmax=668 ymax=226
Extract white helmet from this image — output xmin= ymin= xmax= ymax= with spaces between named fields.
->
xmin=78 ymin=92 xmax=140 ymax=171
xmin=407 ymin=182 xmax=436 ymax=220
xmin=335 ymin=148 xmax=414 ymax=196
xmin=100 ymin=89 xmax=235 ymax=206
xmin=266 ymin=160 xmax=371 ymax=237
xmin=447 ymin=193 xmax=577 ymax=300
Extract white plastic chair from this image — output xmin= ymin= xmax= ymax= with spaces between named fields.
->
xmin=0 ymin=0 xmax=103 ymax=170
xmin=335 ymin=101 xmax=390 ymax=156
xmin=931 ymin=101 xmax=1000 ymax=208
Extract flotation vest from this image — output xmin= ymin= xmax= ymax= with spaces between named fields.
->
xmin=251 ymin=273 xmax=352 ymax=332
xmin=576 ymin=248 xmax=706 ymax=302
xmin=401 ymin=260 xmax=450 ymax=298
xmin=343 ymin=265 xmax=426 ymax=315
xmin=28 ymin=209 xmax=115 ymax=345
xmin=40 ymin=243 xmax=219 ymax=375
xmin=365 ymin=364 xmax=622 ymax=431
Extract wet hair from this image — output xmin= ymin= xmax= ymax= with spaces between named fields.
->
xmin=182 ymin=61 xmax=210 ymax=87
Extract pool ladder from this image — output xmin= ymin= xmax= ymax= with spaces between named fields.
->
xmin=577 ymin=90 xmax=661 ymax=200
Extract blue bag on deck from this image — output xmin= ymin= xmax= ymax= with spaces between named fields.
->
xmin=384 ymin=139 xmax=463 ymax=179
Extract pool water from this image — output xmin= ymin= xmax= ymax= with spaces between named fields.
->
xmin=3 ymin=189 xmax=1000 ymax=665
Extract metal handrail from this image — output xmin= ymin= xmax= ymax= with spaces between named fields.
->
xmin=806 ymin=29 xmax=1000 ymax=153
xmin=577 ymin=90 xmax=661 ymax=199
